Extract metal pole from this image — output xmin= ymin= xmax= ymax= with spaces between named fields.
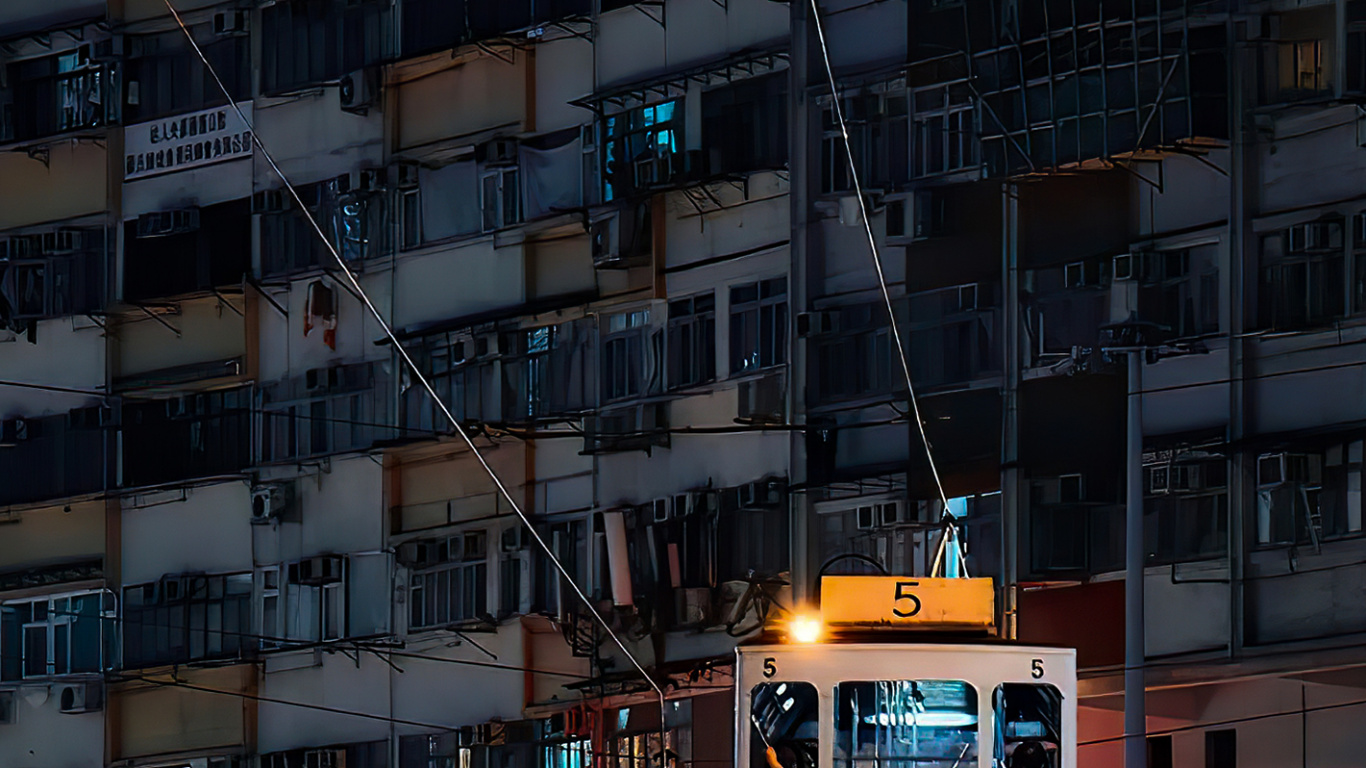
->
xmin=1124 ymin=350 xmax=1146 ymax=768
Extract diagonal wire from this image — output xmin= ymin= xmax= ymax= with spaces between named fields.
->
xmin=807 ymin=0 xmax=951 ymax=512
xmin=161 ymin=0 xmax=665 ymax=714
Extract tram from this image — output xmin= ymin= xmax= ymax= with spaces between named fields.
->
xmin=735 ymin=575 xmax=1076 ymax=768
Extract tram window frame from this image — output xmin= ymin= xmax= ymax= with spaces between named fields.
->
xmin=992 ymin=683 xmax=1063 ymax=768
xmin=834 ymin=679 xmax=980 ymax=768
xmin=750 ymin=682 xmax=819 ymax=768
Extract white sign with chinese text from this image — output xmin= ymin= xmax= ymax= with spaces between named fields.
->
xmin=124 ymin=102 xmax=253 ymax=180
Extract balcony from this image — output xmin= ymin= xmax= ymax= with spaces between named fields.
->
xmin=1 ymin=46 xmax=119 ymax=146
xmin=122 ymin=200 xmax=250 ymax=303
xmin=121 ymin=386 xmax=252 ymax=488
xmin=0 ymin=408 xmax=111 ymax=508
xmin=0 ymin=226 xmax=107 ymax=326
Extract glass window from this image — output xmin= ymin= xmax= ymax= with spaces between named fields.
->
xmin=993 ymin=684 xmax=1062 ymax=768
xmin=835 ymin=680 xmax=978 ymax=768
xmin=730 ymin=278 xmax=788 ymax=375
xmin=751 ymin=682 xmax=819 ymax=768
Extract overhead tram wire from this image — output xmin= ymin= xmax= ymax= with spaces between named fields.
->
xmin=160 ymin=0 xmax=670 ymax=743
xmin=807 ymin=0 xmax=952 ymax=514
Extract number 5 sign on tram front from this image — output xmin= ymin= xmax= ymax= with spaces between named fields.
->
xmin=821 ymin=575 xmax=996 ymax=630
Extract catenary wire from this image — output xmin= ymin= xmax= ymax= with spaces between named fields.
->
xmin=161 ymin=0 xmax=666 ymax=732
xmin=807 ymin=0 xmax=951 ymax=512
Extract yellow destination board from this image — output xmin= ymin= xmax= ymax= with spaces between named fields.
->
xmin=821 ymin=576 xmax=996 ymax=630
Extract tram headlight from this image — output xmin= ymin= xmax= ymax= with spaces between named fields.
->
xmin=789 ymin=614 xmax=822 ymax=644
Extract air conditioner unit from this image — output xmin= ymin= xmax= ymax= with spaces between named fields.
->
xmin=251 ymin=483 xmax=293 ymax=524
xmin=500 ymin=526 xmax=529 ymax=552
xmin=737 ymin=373 xmax=785 ymax=424
xmin=296 ymin=555 xmax=344 ymax=585
xmin=43 ymin=229 xmax=86 ymax=255
xmin=1148 ymin=465 xmax=1170 ymax=494
xmin=305 ymin=366 xmax=342 ymax=393
xmin=393 ymin=162 xmax=420 ymax=189
xmin=304 ymin=748 xmax=346 ymax=768
xmin=484 ymin=138 xmax=519 ymax=166
xmin=590 ymin=213 xmax=622 ymax=267
xmin=58 ymin=682 xmax=102 ymax=714
xmin=1063 ymin=261 xmax=1095 ymax=288
xmin=156 ymin=574 xmax=185 ymax=604
xmin=796 ymin=310 xmax=839 ymax=337
xmin=650 ymin=498 xmax=670 ymax=524
xmin=252 ymin=189 xmax=287 ymax=214
xmin=1058 ymin=473 xmax=1085 ymax=504
xmin=738 ymin=479 xmax=783 ymax=509
xmin=213 ymin=10 xmax=248 ymax=35
xmin=338 ymin=69 xmax=376 ymax=114
xmin=687 ymin=489 xmax=719 ymax=516
xmin=355 ymin=168 xmax=383 ymax=193
xmin=1 ymin=418 xmax=30 ymax=445
xmin=878 ymin=500 xmax=908 ymax=527
xmin=674 ymin=587 xmax=711 ymax=628
xmin=136 ymin=208 xmax=200 ymax=239
xmin=1113 ymin=252 xmax=1155 ymax=282
xmin=956 ymin=283 xmax=978 ymax=312
xmin=855 ymin=504 xmax=877 ymax=530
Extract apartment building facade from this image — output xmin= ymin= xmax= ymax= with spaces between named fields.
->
xmin=2 ymin=0 xmax=1366 ymax=767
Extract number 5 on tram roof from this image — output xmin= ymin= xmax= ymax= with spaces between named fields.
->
xmin=736 ymin=576 xmax=1076 ymax=768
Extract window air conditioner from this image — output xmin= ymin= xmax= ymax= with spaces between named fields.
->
xmin=43 ymin=229 xmax=86 ymax=255
xmin=484 ymin=138 xmax=519 ymax=167
xmin=296 ymin=555 xmax=344 ymax=585
xmin=650 ymin=498 xmax=670 ymax=524
xmin=590 ymin=213 xmax=622 ymax=267
xmin=1058 ymin=473 xmax=1085 ymax=504
xmin=1171 ymin=464 xmax=1202 ymax=492
xmin=135 ymin=208 xmax=200 ymax=239
xmin=855 ymin=504 xmax=877 ymax=530
xmin=156 ymin=574 xmax=185 ymax=604
xmin=737 ymin=372 xmax=785 ymax=424
xmin=213 ymin=10 xmax=248 ymax=35
xmin=1257 ymin=453 xmax=1287 ymax=488
xmin=338 ymin=69 xmax=376 ymax=114
xmin=58 ymin=682 xmax=103 ymax=714
xmin=738 ymin=479 xmax=784 ymax=509
xmin=956 ymin=283 xmax=978 ymax=312
xmin=251 ymin=484 xmax=293 ymax=524
xmin=393 ymin=162 xmax=420 ymax=189
xmin=1148 ymin=465 xmax=1170 ymax=494
xmin=304 ymin=748 xmax=346 ymax=768
xmin=252 ymin=189 xmax=287 ymax=214
xmin=796 ymin=310 xmax=839 ymax=338
xmin=1 ymin=418 xmax=31 ymax=445
xmin=355 ymin=168 xmax=383 ymax=193
xmin=500 ymin=526 xmax=529 ymax=552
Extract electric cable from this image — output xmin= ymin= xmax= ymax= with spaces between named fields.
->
xmin=161 ymin=0 xmax=667 ymax=741
xmin=807 ymin=0 xmax=951 ymax=513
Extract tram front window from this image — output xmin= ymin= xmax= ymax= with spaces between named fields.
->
xmin=835 ymin=680 xmax=979 ymax=768
xmin=751 ymin=682 xmax=819 ymax=768
xmin=993 ymin=684 xmax=1062 ymax=768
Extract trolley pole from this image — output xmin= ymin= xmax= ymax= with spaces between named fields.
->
xmin=1124 ymin=349 xmax=1146 ymax=768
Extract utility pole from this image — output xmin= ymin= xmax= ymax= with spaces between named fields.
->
xmin=1124 ymin=347 xmax=1145 ymax=768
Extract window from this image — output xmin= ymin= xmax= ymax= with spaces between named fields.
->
xmin=501 ymin=319 xmax=596 ymax=422
xmin=751 ymin=682 xmax=819 ymax=768
xmin=1257 ymin=443 xmax=1365 ymax=546
xmin=125 ymin=28 xmax=248 ymax=123
xmin=1205 ymin=729 xmax=1236 ymax=768
xmin=400 ymin=187 xmax=422 ymax=250
xmin=260 ymin=0 xmax=388 ymax=95
xmin=1 ymin=590 xmax=110 ymax=681
xmin=1139 ymin=247 xmax=1219 ymax=338
xmin=257 ymin=557 xmax=346 ymax=644
xmin=912 ymin=82 xmax=976 ymax=178
xmin=701 ymin=73 xmax=787 ymax=176
xmin=603 ymin=100 xmax=682 ymax=201
xmin=0 ymin=229 xmax=105 ymax=321
xmin=993 ymin=684 xmax=1063 ymax=768
xmin=481 ymin=166 xmax=522 ymax=231
xmin=730 ymin=278 xmax=788 ymax=375
xmin=835 ymin=680 xmax=978 ymax=768
xmin=409 ymin=532 xmax=489 ymax=630
xmin=260 ymin=177 xmax=387 ymax=276
xmin=0 ymin=47 xmax=119 ymax=143
xmin=602 ymin=309 xmax=658 ymax=402
xmin=817 ymin=497 xmax=918 ymax=576
xmin=907 ymin=283 xmax=997 ymax=387
xmin=534 ymin=518 xmax=589 ymax=616
xmin=1149 ymin=735 xmax=1174 ymax=768
xmin=122 ymin=573 xmax=252 ymax=667
xmin=821 ymin=87 xmax=908 ymax=193
xmin=1259 ymin=220 xmax=1345 ymax=329
xmin=810 ymin=304 xmax=893 ymax=404
xmin=403 ymin=329 xmax=499 ymax=432
xmin=1145 ymin=456 xmax=1228 ymax=564
xmin=717 ymin=491 xmax=790 ymax=583
xmin=260 ymin=363 xmax=389 ymax=463
xmin=121 ymin=386 xmax=253 ymax=489
xmin=668 ymin=294 xmax=716 ymax=389
xmin=1278 ymin=39 xmax=1326 ymax=96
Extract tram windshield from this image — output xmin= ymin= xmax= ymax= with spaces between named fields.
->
xmin=834 ymin=680 xmax=979 ymax=768
xmin=751 ymin=682 xmax=820 ymax=768
xmin=993 ymin=684 xmax=1062 ymax=768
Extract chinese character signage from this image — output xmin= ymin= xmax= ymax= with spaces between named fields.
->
xmin=124 ymin=103 xmax=253 ymax=180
